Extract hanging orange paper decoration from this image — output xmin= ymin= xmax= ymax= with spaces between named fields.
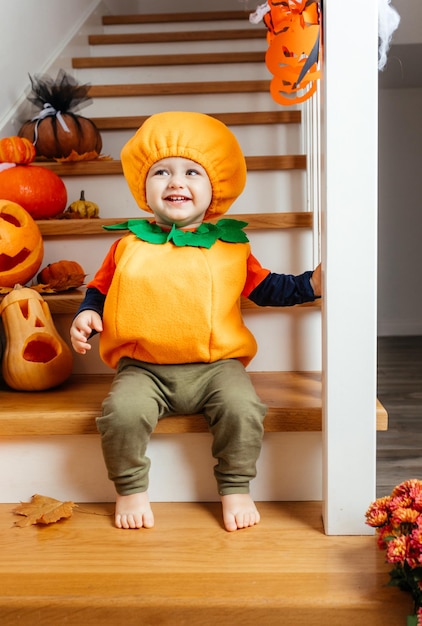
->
xmin=263 ymin=0 xmax=321 ymax=106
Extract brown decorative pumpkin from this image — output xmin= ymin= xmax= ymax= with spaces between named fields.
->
xmin=18 ymin=71 xmax=102 ymax=160
xmin=0 ymin=285 xmax=73 ymax=390
xmin=19 ymin=114 xmax=102 ymax=160
xmin=37 ymin=260 xmax=86 ymax=292
xmin=0 ymin=136 xmax=36 ymax=164
xmin=0 ymin=200 xmax=44 ymax=288
xmin=0 ymin=164 xmax=67 ymax=219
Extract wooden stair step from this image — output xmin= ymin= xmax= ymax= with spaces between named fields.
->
xmin=91 ymin=110 xmax=301 ymax=131
xmin=0 ymin=501 xmax=408 ymax=626
xmin=73 ymin=51 xmax=265 ymax=69
xmin=24 ymin=292 xmax=319 ymax=316
xmin=10 ymin=289 xmax=319 ymax=316
xmin=36 ymin=212 xmax=313 ymax=237
xmin=0 ymin=372 xmax=388 ymax=436
xmin=102 ymin=11 xmax=254 ymax=25
xmin=88 ymin=29 xmax=265 ymax=46
xmin=88 ymin=80 xmax=271 ymax=98
xmin=36 ymin=155 xmax=306 ymax=177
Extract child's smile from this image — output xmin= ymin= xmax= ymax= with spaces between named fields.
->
xmin=146 ymin=157 xmax=213 ymax=229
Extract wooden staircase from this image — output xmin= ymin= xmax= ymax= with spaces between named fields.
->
xmin=0 ymin=5 xmax=386 ymax=509
xmin=0 ymin=7 xmax=398 ymax=624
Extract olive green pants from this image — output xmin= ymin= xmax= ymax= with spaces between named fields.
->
xmin=97 ymin=358 xmax=267 ymax=496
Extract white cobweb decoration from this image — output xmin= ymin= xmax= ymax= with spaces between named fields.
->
xmin=378 ymin=0 xmax=401 ymax=70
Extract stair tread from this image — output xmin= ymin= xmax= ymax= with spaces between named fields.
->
xmin=102 ymin=11 xmax=255 ymax=25
xmin=0 ymin=501 xmax=408 ymax=625
xmin=89 ymin=29 xmax=265 ymax=45
xmin=35 ymin=155 xmax=306 ymax=177
xmin=91 ymin=110 xmax=301 ymax=130
xmin=88 ymin=79 xmax=271 ymax=97
xmin=0 ymin=372 xmax=388 ymax=435
xmin=2 ymin=289 xmax=319 ymax=316
xmin=36 ymin=212 xmax=313 ymax=237
xmin=73 ymin=51 xmax=265 ymax=68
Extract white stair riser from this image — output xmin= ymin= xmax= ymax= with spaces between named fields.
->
xmin=0 ymin=432 xmax=322 ymax=503
xmin=89 ymin=38 xmax=267 ymax=56
xmin=82 ymin=92 xmax=282 ymax=117
xmin=102 ymin=20 xmax=260 ymax=35
xmin=42 ymin=228 xmax=313 ymax=288
xmin=59 ymin=170 xmax=307 ymax=219
xmin=74 ymin=62 xmax=270 ymax=85
xmin=100 ymin=123 xmax=302 ymax=160
xmin=53 ymin=307 xmax=321 ymax=374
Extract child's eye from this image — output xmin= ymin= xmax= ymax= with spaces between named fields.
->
xmin=154 ymin=169 xmax=169 ymax=176
xmin=186 ymin=169 xmax=199 ymax=176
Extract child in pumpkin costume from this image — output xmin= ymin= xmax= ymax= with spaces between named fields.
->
xmin=70 ymin=112 xmax=321 ymax=532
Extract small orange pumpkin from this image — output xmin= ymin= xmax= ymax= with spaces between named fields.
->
xmin=0 ymin=136 xmax=36 ymax=164
xmin=0 ymin=200 xmax=44 ymax=288
xmin=0 ymin=164 xmax=67 ymax=219
xmin=37 ymin=260 xmax=86 ymax=291
xmin=0 ymin=285 xmax=73 ymax=390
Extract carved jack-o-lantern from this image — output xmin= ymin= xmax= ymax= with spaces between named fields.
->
xmin=0 ymin=286 xmax=73 ymax=390
xmin=0 ymin=200 xmax=44 ymax=288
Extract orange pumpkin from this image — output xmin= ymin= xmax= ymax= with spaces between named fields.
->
xmin=37 ymin=260 xmax=86 ymax=291
xmin=0 ymin=200 xmax=44 ymax=288
xmin=0 ymin=136 xmax=36 ymax=164
xmin=0 ymin=164 xmax=67 ymax=219
xmin=0 ymin=285 xmax=73 ymax=390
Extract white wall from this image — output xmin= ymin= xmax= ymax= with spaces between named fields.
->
xmin=0 ymin=0 xmax=253 ymax=135
xmin=378 ymin=88 xmax=422 ymax=335
xmin=377 ymin=0 xmax=422 ymax=334
xmin=390 ymin=0 xmax=422 ymax=44
xmin=0 ymin=0 xmax=103 ymax=133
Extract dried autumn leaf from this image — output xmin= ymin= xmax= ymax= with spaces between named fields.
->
xmin=30 ymin=283 xmax=58 ymax=294
xmin=54 ymin=150 xmax=112 ymax=162
xmin=13 ymin=494 xmax=78 ymax=527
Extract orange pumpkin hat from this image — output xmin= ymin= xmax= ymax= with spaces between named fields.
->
xmin=120 ymin=111 xmax=247 ymax=219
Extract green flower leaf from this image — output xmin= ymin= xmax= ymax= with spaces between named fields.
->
xmin=216 ymin=219 xmax=249 ymax=243
xmin=103 ymin=221 xmax=130 ymax=231
xmin=128 ymin=220 xmax=168 ymax=243
xmin=103 ymin=218 xmax=249 ymax=248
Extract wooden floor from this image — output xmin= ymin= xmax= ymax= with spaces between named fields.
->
xmin=0 ymin=501 xmax=411 ymax=626
xmin=377 ymin=335 xmax=422 ymax=497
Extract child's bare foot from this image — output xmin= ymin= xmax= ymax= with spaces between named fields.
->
xmin=115 ymin=491 xmax=155 ymax=529
xmin=221 ymin=493 xmax=260 ymax=532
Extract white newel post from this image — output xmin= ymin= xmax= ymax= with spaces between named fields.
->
xmin=321 ymin=0 xmax=379 ymax=534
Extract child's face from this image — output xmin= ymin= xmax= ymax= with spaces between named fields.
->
xmin=145 ymin=157 xmax=212 ymax=229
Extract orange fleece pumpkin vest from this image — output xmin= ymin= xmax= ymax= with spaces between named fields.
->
xmin=99 ymin=234 xmax=258 ymax=369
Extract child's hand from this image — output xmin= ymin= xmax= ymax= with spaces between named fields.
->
xmin=70 ymin=310 xmax=103 ymax=354
xmin=310 ymin=263 xmax=322 ymax=297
